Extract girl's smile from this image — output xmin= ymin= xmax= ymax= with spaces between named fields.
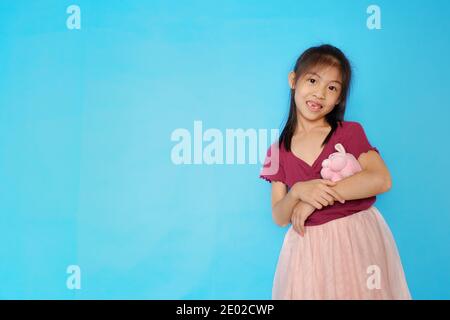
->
xmin=306 ymin=100 xmax=324 ymax=112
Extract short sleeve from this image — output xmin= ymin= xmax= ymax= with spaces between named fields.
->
xmin=344 ymin=122 xmax=380 ymax=160
xmin=259 ymin=142 xmax=286 ymax=184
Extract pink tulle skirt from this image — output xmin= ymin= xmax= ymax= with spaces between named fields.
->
xmin=272 ymin=206 xmax=412 ymax=300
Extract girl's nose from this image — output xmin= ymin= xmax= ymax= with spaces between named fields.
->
xmin=314 ymin=86 xmax=327 ymax=99
xmin=313 ymin=92 xmax=325 ymax=100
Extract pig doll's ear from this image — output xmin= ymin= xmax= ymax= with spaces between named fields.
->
xmin=334 ymin=143 xmax=346 ymax=154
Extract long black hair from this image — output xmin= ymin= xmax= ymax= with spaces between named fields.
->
xmin=279 ymin=44 xmax=352 ymax=151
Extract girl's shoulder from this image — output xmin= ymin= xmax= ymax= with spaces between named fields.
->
xmin=337 ymin=120 xmax=366 ymax=136
xmin=337 ymin=120 xmax=379 ymax=158
xmin=264 ymin=140 xmax=287 ymax=158
xmin=339 ymin=120 xmax=364 ymax=129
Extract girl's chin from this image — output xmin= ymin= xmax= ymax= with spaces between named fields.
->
xmin=297 ymin=107 xmax=335 ymax=124
xmin=297 ymin=108 xmax=325 ymax=120
xmin=297 ymin=112 xmax=324 ymax=121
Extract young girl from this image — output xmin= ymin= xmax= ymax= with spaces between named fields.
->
xmin=260 ymin=44 xmax=411 ymax=300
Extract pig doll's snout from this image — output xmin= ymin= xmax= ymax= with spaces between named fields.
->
xmin=330 ymin=156 xmax=347 ymax=171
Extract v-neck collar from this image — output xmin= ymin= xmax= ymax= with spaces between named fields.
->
xmin=289 ymin=126 xmax=337 ymax=169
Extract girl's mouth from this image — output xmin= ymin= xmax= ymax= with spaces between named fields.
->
xmin=306 ymin=100 xmax=323 ymax=112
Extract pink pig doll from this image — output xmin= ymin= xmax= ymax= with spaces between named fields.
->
xmin=320 ymin=143 xmax=362 ymax=182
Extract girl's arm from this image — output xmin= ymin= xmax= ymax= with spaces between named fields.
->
xmin=290 ymin=201 xmax=316 ymax=236
xmin=269 ymin=179 xmax=344 ymax=226
xmin=270 ymin=181 xmax=300 ymax=227
xmin=330 ymin=150 xmax=392 ymax=200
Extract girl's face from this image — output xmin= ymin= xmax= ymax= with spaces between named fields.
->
xmin=288 ymin=65 xmax=342 ymax=123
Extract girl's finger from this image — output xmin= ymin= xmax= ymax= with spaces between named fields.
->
xmin=316 ymin=196 xmax=328 ymax=207
xmin=325 ymin=187 xmax=345 ymax=204
xmin=319 ymin=185 xmax=339 ymax=203
xmin=294 ymin=216 xmax=302 ymax=235
xmin=320 ymin=193 xmax=334 ymax=205
xmin=292 ymin=216 xmax=299 ymax=234
xmin=312 ymin=201 xmax=323 ymax=210
xmin=299 ymin=218 xmax=306 ymax=236
xmin=322 ymin=186 xmax=345 ymax=203
xmin=321 ymin=179 xmax=337 ymax=186
xmin=296 ymin=223 xmax=302 ymax=236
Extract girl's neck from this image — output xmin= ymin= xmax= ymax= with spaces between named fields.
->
xmin=296 ymin=114 xmax=330 ymax=134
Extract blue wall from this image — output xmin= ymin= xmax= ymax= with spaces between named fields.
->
xmin=0 ymin=0 xmax=449 ymax=299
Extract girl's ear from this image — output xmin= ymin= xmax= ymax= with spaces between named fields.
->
xmin=288 ymin=71 xmax=296 ymax=89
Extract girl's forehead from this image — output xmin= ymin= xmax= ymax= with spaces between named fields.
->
xmin=303 ymin=64 xmax=342 ymax=82
xmin=308 ymin=64 xmax=341 ymax=76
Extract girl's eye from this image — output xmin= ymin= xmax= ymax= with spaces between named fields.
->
xmin=329 ymin=86 xmax=337 ymax=91
xmin=308 ymin=78 xmax=316 ymax=84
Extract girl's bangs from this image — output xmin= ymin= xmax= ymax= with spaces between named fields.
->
xmin=302 ymin=54 xmax=342 ymax=75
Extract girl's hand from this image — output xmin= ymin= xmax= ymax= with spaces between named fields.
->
xmin=291 ymin=201 xmax=316 ymax=237
xmin=292 ymin=179 xmax=345 ymax=210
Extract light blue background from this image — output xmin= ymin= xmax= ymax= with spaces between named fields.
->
xmin=0 ymin=0 xmax=449 ymax=299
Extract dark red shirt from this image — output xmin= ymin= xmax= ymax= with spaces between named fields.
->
xmin=260 ymin=121 xmax=380 ymax=226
